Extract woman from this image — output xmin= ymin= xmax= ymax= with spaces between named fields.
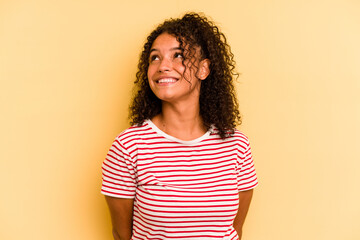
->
xmin=101 ymin=13 xmax=258 ymax=240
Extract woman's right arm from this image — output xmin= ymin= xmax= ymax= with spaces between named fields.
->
xmin=105 ymin=196 xmax=134 ymax=240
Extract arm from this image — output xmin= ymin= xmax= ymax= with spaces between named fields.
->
xmin=233 ymin=189 xmax=254 ymax=239
xmin=105 ymin=196 xmax=134 ymax=240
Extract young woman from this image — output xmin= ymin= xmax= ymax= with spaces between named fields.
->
xmin=101 ymin=13 xmax=258 ymax=240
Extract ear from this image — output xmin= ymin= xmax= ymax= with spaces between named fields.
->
xmin=197 ymin=59 xmax=211 ymax=80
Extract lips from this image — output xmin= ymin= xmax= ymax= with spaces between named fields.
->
xmin=156 ymin=78 xmax=178 ymax=84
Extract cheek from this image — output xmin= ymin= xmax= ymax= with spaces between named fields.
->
xmin=147 ymin=65 xmax=155 ymax=79
xmin=183 ymin=66 xmax=197 ymax=80
xmin=173 ymin=63 xmax=186 ymax=75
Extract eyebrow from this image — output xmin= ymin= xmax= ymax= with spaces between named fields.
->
xmin=150 ymin=47 xmax=183 ymax=53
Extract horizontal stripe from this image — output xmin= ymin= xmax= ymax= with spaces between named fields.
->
xmin=101 ymin=120 xmax=258 ymax=239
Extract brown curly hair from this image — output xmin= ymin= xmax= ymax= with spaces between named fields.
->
xmin=129 ymin=12 xmax=241 ymax=139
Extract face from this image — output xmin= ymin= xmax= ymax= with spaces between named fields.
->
xmin=147 ymin=33 xmax=210 ymax=105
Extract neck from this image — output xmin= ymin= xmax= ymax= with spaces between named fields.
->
xmin=152 ymin=101 xmax=207 ymax=141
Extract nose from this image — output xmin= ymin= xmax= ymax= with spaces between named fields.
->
xmin=158 ymin=57 xmax=172 ymax=72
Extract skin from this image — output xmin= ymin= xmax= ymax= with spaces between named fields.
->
xmin=105 ymin=33 xmax=254 ymax=240
xmin=105 ymin=197 xmax=134 ymax=240
xmin=233 ymin=189 xmax=254 ymax=239
xmin=147 ymin=33 xmax=210 ymax=140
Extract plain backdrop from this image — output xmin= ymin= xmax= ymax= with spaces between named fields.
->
xmin=1 ymin=0 xmax=359 ymax=239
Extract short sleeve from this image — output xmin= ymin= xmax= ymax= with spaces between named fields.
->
xmin=236 ymin=138 xmax=258 ymax=192
xmin=101 ymin=138 xmax=137 ymax=198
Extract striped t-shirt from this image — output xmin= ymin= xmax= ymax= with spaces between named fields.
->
xmin=101 ymin=119 xmax=258 ymax=240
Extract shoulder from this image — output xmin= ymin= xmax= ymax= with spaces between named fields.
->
xmin=208 ymin=127 xmax=251 ymax=154
xmin=210 ymin=127 xmax=250 ymax=146
xmin=232 ymin=129 xmax=250 ymax=146
xmin=113 ymin=121 xmax=151 ymax=146
xmin=108 ymin=121 xmax=153 ymax=157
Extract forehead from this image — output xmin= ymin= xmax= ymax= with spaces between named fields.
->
xmin=151 ymin=33 xmax=180 ymax=50
xmin=150 ymin=33 xmax=201 ymax=55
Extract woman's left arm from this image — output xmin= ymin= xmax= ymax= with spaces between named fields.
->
xmin=233 ymin=189 xmax=254 ymax=239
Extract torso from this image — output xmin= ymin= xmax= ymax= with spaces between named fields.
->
xmin=120 ymin=120 xmax=255 ymax=239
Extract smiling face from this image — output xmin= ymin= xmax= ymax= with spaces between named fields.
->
xmin=147 ymin=33 xmax=210 ymax=106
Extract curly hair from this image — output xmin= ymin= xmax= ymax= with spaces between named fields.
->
xmin=129 ymin=12 xmax=241 ymax=139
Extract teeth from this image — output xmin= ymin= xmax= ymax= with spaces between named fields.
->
xmin=158 ymin=78 xmax=177 ymax=83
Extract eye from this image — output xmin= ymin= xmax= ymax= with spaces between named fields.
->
xmin=174 ymin=52 xmax=184 ymax=59
xmin=149 ymin=54 xmax=160 ymax=63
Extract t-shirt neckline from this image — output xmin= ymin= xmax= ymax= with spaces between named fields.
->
xmin=145 ymin=119 xmax=212 ymax=145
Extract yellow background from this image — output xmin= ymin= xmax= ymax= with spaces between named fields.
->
xmin=1 ymin=0 xmax=359 ymax=239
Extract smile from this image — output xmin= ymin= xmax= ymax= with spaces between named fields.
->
xmin=156 ymin=78 xmax=178 ymax=84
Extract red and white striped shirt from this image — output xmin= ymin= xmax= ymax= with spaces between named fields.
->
xmin=101 ymin=120 xmax=258 ymax=239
